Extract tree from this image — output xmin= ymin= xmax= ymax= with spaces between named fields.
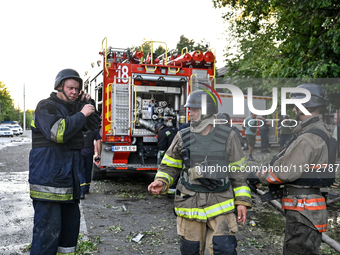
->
xmin=0 ymin=81 xmax=15 ymax=122
xmin=130 ymin=40 xmax=166 ymax=60
xmin=213 ymin=0 xmax=340 ymax=107
xmin=176 ymin=35 xmax=209 ymax=54
xmin=25 ymin=109 xmax=34 ymax=129
xmin=131 ymin=36 xmax=210 ymax=64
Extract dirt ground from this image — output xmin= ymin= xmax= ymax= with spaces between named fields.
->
xmin=1 ymin=136 xmax=339 ymax=254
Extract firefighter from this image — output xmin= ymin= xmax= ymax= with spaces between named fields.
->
xmin=29 ymin=69 xmax=95 ymax=254
xmin=79 ymin=128 xmax=102 ymax=199
xmin=155 ymin=122 xmax=178 ymax=165
xmin=148 ymin=90 xmax=251 ymax=255
xmin=252 ymin=83 xmax=330 ymax=255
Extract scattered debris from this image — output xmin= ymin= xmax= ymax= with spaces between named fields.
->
xmin=249 ymin=220 xmax=256 ymax=227
xmin=132 ymin=233 xmax=144 ymax=243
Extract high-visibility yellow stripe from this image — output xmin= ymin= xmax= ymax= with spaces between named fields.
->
xmin=205 ymin=199 xmax=235 ymax=218
xmin=56 ymin=119 xmax=65 ymax=143
xmin=31 ymin=119 xmax=36 ymax=129
xmin=30 ymin=190 xmax=73 ymax=201
xmin=161 ymin=154 xmax=183 ymax=168
xmin=80 ymin=183 xmax=91 ymax=187
xmin=175 ymin=199 xmax=235 ymax=220
xmin=156 ymin=172 xmax=174 ymax=186
xmin=229 ymin=157 xmax=246 ymax=168
xmin=233 ymin=186 xmax=251 ymax=198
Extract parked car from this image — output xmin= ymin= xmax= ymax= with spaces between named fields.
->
xmin=12 ymin=125 xmax=23 ymax=134
xmin=0 ymin=126 xmax=13 ymax=137
xmin=4 ymin=125 xmax=20 ymax=136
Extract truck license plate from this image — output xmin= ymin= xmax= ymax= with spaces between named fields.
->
xmin=112 ymin=146 xmax=137 ymax=152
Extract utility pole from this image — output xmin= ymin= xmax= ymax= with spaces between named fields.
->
xmin=23 ymin=84 xmax=26 ymax=133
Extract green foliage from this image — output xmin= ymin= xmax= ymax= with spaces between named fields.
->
xmin=76 ymin=234 xmax=101 ymax=254
xmin=175 ymin=35 xmax=209 ymax=54
xmin=213 ymin=0 xmax=340 ymax=107
xmin=130 ymin=36 xmax=210 ymax=66
xmin=0 ymin=81 xmax=14 ymax=120
xmin=0 ymin=81 xmax=33 ymax=127
xmin=130 ymin=40 xmax=166 ymax=59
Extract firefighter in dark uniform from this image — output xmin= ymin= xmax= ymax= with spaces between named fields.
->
xmin=251 ymin=83 xmax=331 ymax=255
xmin=29 ymin=69 xmax=95 ymax=254
xmin=148 ymin=90 xmax=251 ymax=255
xmin=155 ymin=122 xmax=178 ymax=165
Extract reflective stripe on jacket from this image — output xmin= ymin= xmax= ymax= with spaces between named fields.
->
xmin=282 ymin=197 xmax=326 ymax=211
xmin=30 ymin=184 xmax=73 ymax=201
xmin=175 ymin=198 xmax=235 ymax=220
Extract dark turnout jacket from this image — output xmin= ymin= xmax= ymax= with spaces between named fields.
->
xmin=29 ymin=92 xmax=87 ymax=202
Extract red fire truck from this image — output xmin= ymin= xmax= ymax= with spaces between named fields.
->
xmin=84 ymin=38 xmax=216 ymax=179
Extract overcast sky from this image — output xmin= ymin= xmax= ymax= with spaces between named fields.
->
xmin=0 ymin=0 xmax=228 ymax=110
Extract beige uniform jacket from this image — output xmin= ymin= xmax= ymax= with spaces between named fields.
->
xmin=154 ymin=126 xmax=252 ymax=222
xmin=258 ymin=115 xmax=330 ymax=232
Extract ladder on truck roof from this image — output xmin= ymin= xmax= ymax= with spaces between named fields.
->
xmin=110 ymin=76 xmax=131 ymax=136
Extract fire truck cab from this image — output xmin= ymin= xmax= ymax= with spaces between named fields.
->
xmin=84 ymin=38 xmax=216 ymax=179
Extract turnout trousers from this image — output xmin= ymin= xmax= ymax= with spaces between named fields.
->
xmin=177 ymin=213 xmax=238 ymax=255
xmin=30 ymin=200 xmax=80 ymax=255
xmin=283 ymin=210 xmax=322 ymax=255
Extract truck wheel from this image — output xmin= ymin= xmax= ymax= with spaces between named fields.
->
xmin=91 ymin=164 xmax=106 ymax=180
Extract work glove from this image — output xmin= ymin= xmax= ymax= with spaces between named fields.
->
xmin=77 ymin=98 xmax=101 ymax=131
xmin=197 ymin=178 xmax=223 ymax=190
xmin=247 ymin=172 xmax=260 ymax=193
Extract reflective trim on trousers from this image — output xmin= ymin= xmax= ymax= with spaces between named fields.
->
xmin=315 ymin=224 xmax=327 ymax=233
xmin=57 ymin=246 xmax=76 ymax=254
